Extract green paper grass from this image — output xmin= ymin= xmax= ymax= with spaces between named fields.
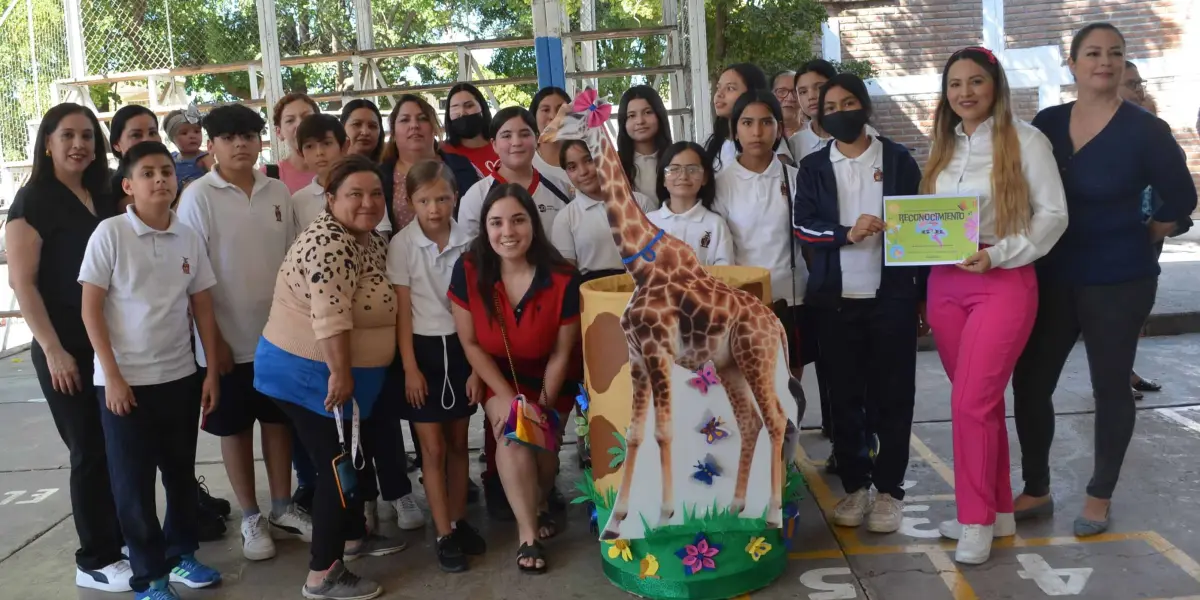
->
xmin=607 ymin=430 xmax=627 ymax=468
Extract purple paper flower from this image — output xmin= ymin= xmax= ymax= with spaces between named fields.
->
xmin=674 ymin=533 xmax=721 ymax=575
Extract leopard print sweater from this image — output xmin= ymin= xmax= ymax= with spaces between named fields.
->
xmin=261 ymin=212 xmax=397 ymax=367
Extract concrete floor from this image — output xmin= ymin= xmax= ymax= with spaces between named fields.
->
xmin=3 ymin=334 xmax=1200 ymax=599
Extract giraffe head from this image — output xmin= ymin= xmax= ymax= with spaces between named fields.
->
xmin=539 ymin=90 xmax=607 ymax=159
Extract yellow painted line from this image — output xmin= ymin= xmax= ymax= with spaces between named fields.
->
xmin=923 ymin=546 xmax=979 ymax=600
xmin=795 ymin=443 xmax=862 ymax=550
xmin=1140 ymin=531 xmax=1200 ymax=585
xmin=1002 ymin=531 xmax=1145 ymax=548
xmin=909 ymin=433 xmax=956 ymax=489
xmin=788 ymin=549 xmax=848 ymax=561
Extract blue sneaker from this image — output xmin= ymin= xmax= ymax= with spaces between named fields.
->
xmin=169 ymin=555 xmax=221 ymax=589
xmin=134 ymin=581 xmax=181 ymax=599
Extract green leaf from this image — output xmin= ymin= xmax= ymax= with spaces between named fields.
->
xmin=609 ymin=454 xmax=624 ymax=469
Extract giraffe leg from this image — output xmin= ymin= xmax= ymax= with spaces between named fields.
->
xmin=644 ymin=353 xmax=677 ymax=527
xmin=601 ymin=354 xmax=653 ymax=540
xmin=739 ymin=345 xmax=790 ymax=529
xmin=717 ymin=367 xmax=762 ymax=516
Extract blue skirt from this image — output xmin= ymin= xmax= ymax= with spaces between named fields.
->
xmin=253 ymin=337 xmax=387 ymax=419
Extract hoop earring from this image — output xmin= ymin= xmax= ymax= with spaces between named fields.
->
xmin=44 ymin=149 xmax=50 ymax=157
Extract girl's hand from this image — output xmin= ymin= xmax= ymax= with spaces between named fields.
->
xmin=46 ymin=347 xmax=83 ymax=396
xmin=466 ymin=372 xmax=486 ymax=406
xmin=106 ymin=376 xmax=137 ymax=416
xmin=404 ymin=369 xmax=427 ymax=408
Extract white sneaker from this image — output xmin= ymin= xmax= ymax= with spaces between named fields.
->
xmin=833 ymin=489 xmax=873 ymax=528
xmin=270 ymin=504 xmax=314 ymax=543
xmin=364 ymin=500 xmax=379 ymax=533
xmin=241 ymin=513 xmax=277 ymax=561
xmin=866 ymin=494 xmax=904 ymax=533
xmin=76 ymin=560 xmax=133 ymax=592
xmin=939 ymin=512 xmax=1016 ymax=540
xmin=392 ymin=494 xmax=425 ymax=530
xmin=954 ymin=524 xmax=994 ymax=564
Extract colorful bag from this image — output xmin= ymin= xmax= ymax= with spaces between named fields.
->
xmin=494 ymin=294 xmax=560 ymax=453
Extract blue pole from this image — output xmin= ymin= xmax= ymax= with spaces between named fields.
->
xmin=532 ymin=0 xmax=567 ymax=89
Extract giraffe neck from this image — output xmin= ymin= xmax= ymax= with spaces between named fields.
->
xmin=590 ymin=131 xmax=659 ymax=280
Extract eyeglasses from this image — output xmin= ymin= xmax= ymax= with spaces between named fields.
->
xmin=664 ymin=165 xmax=704 ymax=178
xmin=1123 ymin=79 xmax=1146 ymax=91
xmin=773 ymin=88 xmax=796 ymax=100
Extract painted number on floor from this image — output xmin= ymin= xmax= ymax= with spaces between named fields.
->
xmin=1017 ymin=553 xmax=1092 ymax=595
xmin=0 ymin=489 xmax=58 ymax=505
xmin=899 ymin=504 xmax=941 ymax=539
xmin=799 ymin=567 xmax=858 ymax=600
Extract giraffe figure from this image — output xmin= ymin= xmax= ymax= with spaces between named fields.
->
xmin=540 ymin=96 xmax=804 ymax=540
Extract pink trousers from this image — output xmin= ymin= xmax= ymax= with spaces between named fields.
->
xmin=927 ymin=264 xmax=1037 ymax=525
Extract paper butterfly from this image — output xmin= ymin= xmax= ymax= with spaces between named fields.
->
xmin=575 ymin=383 xmax=590 ymax=414
xmin=957 ymin=199 xmax=970 ymax=212
xmin=691 ymin=454 xmax=722 ymax=485
xmin=573 ymin=88 xmax=612 ymax=129
xmin=688 ymin=361 xmax=720 ymax=394
xmin=745 ymin=536 xmax=772 ymax=562
xmin=700 ymin=417 xmax=729 ymax=444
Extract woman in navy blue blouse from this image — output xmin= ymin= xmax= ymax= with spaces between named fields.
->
xmin=1011 ymin=23 xmax=1197 ymax=537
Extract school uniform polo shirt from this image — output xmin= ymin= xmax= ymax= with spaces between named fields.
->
xmin=78 ymin=206 xmax=216 ymax=386
xmin=830 ymin=136 xmax=885 ymax=298
xmin=292 ymin=177 xmax=392 ymax=233
xmin=458 ymin=171 xmax=572 ymax=239
xmin=532 ymin=152 xmax=574 ymax=197
xmin=631 ymin=153 xmax=660 ymax=199
xmin=550 ymin=191 xmax=654 ymax=275
xmin=647 ymin=203 xmax=734 ymax=267
xmin=714 ymin=158 xmax=808 ymax=305
xmin=788 ymin=123 xmax=879 ymax=162
xmin=386 ymin=220 xmax=471 ymax=337
xmin=177 ymin=168 xmax=297 ymax=367
xmin=716 ymin=138 xmax=793 ymax=172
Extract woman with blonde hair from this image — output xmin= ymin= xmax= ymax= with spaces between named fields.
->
xmin=920 ymin=46 xmax=1068 ymax=565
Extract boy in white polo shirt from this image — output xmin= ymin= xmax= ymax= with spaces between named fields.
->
xmin=79 ymin=142 xmax=223 ymax=599
xmin=176 ymin=104 xmax=312 ymax=561
xmin=291 ymin=114 xmax=348 ymax=228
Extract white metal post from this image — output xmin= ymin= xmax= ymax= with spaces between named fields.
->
xmin=25 ymin=0 xmax=39 ymax=115
xmin=255 ymin=0 xmax=285 ymax=160
xmin=62 ymin=0 xmax=85 ymax=80
xmin=685 ymin=0 xmax=711 ymax=141
xmin=578 ymin=0 xmax=597 ymax=93
xmin=354 ymin=0 xmax=376 ymax=103
xmin=661 ymin=0 xmax=689 ymax=141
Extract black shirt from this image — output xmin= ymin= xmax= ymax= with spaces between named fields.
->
xmin=6 ymin=178 xmax=117 ymax=351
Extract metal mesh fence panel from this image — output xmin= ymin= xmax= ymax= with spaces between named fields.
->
xmin=0 ymin=0 xmax=69 ymax=163
xmin=81 ymin=0 xmax=261 ymax=73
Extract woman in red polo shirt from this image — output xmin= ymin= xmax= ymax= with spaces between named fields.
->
xmin=449 ymin=183 xmax=581 ymax=575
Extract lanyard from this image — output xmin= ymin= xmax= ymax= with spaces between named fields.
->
xmin=332 ymin=399 xmax=364 ymax=469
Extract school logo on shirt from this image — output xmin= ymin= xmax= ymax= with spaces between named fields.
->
xmin=537 ymin=203 xmax=549 ymax=213
xmin=182 ymin=257 xmax=191 ymax=275
xmin=274 ymin=205 xmax=282 ymax=222
xmin=700 ymin=231 xmax=712 ymax=249
xmin=873 ymin=168 xmax=883 ymax=182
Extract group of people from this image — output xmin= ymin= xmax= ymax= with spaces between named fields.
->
xmin=5 ymin=18 xmax=1196 ymax=600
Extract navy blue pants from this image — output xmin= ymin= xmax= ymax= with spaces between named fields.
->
xmin=99 ymin=374 xmax=202 ymax=592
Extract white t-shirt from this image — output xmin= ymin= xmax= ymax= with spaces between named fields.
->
xmin=713 ymin=158 xmax=807 ymax=305
xmin=631 ymin=152 xmax=660 ymax=199
xmin=789 ymin=122 xmax=880 ymax=163
xmin=647 ymin=203 xmax=734 ymax=267
xmin=716 ymin=138 xmax=794 ymax=172
xmin=457 ymin=172 xmax=573 ymax=239
xmin=78 ymin=206 xmax=217 ymax=386
xmin=176 ymin=168 xmax=297 ymax=366
xmin=831 ymin=136 xmax=885 ymax=298
xmin=532 ymin=151 xmax=575 ymax=196
xmin=386 ymin=220 xmax=471 ymax=337
xmin=292 ymin=177 xmax=392 ymax=233
xmin=550 ymin=192 xmax=624 ymax=275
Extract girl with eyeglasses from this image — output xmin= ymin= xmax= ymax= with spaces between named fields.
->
xmin=646 ymin=142 xmax=733 ymax=267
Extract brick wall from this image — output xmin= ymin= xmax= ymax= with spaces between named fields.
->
xmin=833 ymin=0 xmax=984 ymax=77
xmin=1005 ymin=0 xmax=1186 ymax=59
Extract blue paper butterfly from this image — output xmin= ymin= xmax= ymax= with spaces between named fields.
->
xmin=691 ymin=454 xmax=722 ymax=486
xmin=575 ymin=383 xmax=590 ymax=414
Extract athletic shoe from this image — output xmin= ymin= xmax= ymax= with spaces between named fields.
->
xmin=436 ymin=535 xmax=467 ymax=573
xmin=293 ymin=485 xmax=315 ymax=515
xmin=196 ymin=504 xmax=227 ymax=542
xmin=135 ymin=581 xmax=182 ymax=600
xmin=344 ymin=533 xmax=407 ymax=562
xmin=302 ymin=560 xmax=382 ymax=600
xmin=169 ymin=555 xmax=222 ymax=589
xmin=241 ymin=514 xmax=276 ymax=561
xmin=939 ymin=513 xmax=1016 ymax=539
xmin=196 ymin=476 xmax=231 ymax=518
xmin=833 ymin=489 xmax=872 ymax=528
xmin=866 ymin=494 xmax=903 ymax=533
xmin=954 ymin=524 xmax=994 ymax=564
xmin=270 ymin=504 xmax=314 ymax=542
xmin=392 ymin=494 xmax=425 ymax=530
xmin=76 ymin=560 xmax=133 ymax=592
xmin=452 ymin=520 xmax=487 ymax=556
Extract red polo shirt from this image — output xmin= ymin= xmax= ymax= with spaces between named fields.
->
xmin=449 ymin=255 xmax=583 ymax=411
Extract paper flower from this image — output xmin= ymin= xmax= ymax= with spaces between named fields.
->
xmin=675 ymin=533 xmax=721 ymax=575
xmin=639 ymin=554 xmax=660 ymax=579
xmin=606 ymin=538 xmax=633 ymax=562
xmin=572 ymin=88 xmax=612 ymax=129
xmin=964 ymin=213 xmax=980 ymax=243
xmin=889 ymin=245 xmax=905 ymax=260
xmin=745 ymin=537 xmax=772 ymax=561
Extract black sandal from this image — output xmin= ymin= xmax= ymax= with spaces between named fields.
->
xmin=1132 ymin=378 xmax=1162 ymax=393
xmin=516 ymin=541 xmax=547 ymax=574
xmin=537 ymin=511 xmax=558 ymax=539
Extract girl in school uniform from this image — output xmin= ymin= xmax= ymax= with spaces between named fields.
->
xmin=387 ymin=160 xmax=488 ymax=573
xmin=646 ymin=141 xmax=733 ymax=267
xmin=617 ymin=85 xmax=674 ymax=199
xmin=530 ymin=87 xmax=574 ymax=192
xmin=442 ymin=82 xmax=499 ymax=177
xmin=458 ymin=107 xmax=573 ymax=239
xmin=550 ymin=140 xmax=656 ymax=282
xmin=705 ymin=64 xmax=793 ymax=171
xmin=79 ymin=141 xmax=224 ymax=599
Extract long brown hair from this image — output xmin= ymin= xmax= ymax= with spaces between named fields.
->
xmin=381 ymin=94 xmax=443 ymax=164
xmin=921 ymin=47 xmax=1030 ymax=238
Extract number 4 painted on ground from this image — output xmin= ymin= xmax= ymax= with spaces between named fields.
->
xmin=1017 ymin=553 xmax=1093 ymax=595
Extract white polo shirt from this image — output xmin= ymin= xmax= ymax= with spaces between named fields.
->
xmin=177 ymin=168 xmax=297 ymax=367
xmin=831 ymin=136 xmax=885 ymax=298
xmin=458 ymin=172 xmax=572 ymax=239
xmin=647 ymin=203 xmax=734 ymax=267
xmin=552 ymin=192 xmax=617 ymax=275
xmin=713 ymin=157 xmax=807 ymax=305
xmin=387 ymin=220 xmax=471 ymax=337
xmin=789 ymin=123 xmax=879 ymax=163
xmin=292 ymin=177 xmax=393 ymax=234
xmin=532 ymin=151 xmax=575 ymax=197
xmin=631 ymin=152 xmax=660 ymax=199
xmin=716 ymin=138 xmax=793 ymax=172
xmin=78 ymin=206 xmax=216 ymax=386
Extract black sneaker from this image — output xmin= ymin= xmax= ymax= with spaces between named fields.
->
xmin=483 ymin=474 xmax=514 ymax=522
xmin=292 ymin=485 xmax=315 ymax=515
xmin=547 ymin=486 xmax=566 ymax=512
xmin=436 ymin=535 xmax=468 ymax=573
xmin=467 ymin=479 xmax=480 ymax=505
xmin=196 ymin=504 xmax=227 ymax=542
xmin=452 ymin=520 xmax=487 ymax=556
xmin=196 ymin=476 xmax=230 ymax=518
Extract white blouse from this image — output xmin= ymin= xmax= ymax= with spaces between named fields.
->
xmin=933 ymin=117 xmax=1068 ymax=269
xmin=647 ymin=203 xmax=734 ymax=267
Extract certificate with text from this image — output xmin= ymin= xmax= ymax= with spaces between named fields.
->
xmin=882 ymin=195 xmax=980 ymax=266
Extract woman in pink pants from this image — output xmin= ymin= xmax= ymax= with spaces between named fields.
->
xmin=921 ymin=46 xmax=1068 ymax=565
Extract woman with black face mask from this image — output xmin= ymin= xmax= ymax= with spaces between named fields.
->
xmin=792 ymin=73 xmax=927 ymax=537
xmin=443 ymin=83 xmax=500 ymax=177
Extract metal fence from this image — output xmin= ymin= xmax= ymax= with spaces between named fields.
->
xmin=0 ymin=0 xmax=69 ymax=167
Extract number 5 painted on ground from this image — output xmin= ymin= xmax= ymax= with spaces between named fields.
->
xmin=799 ymin=567 xmax=859 ymax=600
xmin=899 ymin=504 xmax=942 ymax=538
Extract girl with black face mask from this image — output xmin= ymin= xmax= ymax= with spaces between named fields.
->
xmin=443 ymin=83 xmax=500 ymax=177
xmin=791 ymin=73 xmax=927 ymax=537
